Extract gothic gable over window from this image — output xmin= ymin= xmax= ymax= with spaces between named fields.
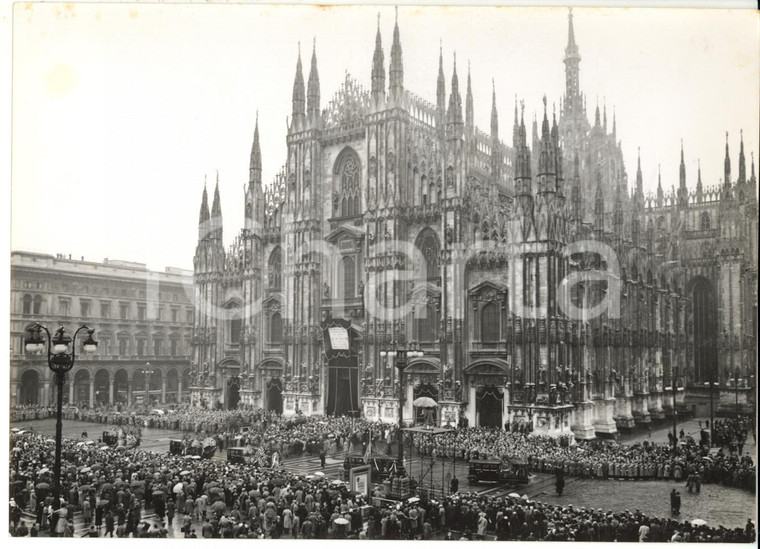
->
xmin=333 ymin=147 xmax=362 ymax=218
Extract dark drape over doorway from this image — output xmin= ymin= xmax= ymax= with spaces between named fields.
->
xmin=477 ymin=385 xmax=503 ymax=428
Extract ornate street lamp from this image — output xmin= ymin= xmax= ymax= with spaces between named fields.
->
xmin=24 ymin=324 xmax=97 ymax=511
xmin=380 ymin=339 xmax=423 ymax=477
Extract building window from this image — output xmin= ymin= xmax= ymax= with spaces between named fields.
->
xmin=700 ymin=212 xmax=711 ymax=231
xmin=59 ymin=299 xmax=70 ymax=317
xmin=120 ymin=303 xmax=129 ymax=320
xmin=80 ymin=300 xmax=91 ymax=318
xmin=153 ymin=339 xmax=162 ymax=356
xmin=268 ymin=247 xmax=282 ymax=290
xmin=137 ymin=339 xmax=145 ymax=357
xmin=334 ymin=148 xmax=361 ymax=217
xmin=170 ymin=339 xmax=178 ymax=356
xmin=481 ymin=302 xmax=501 ymax=342
xmin=415 ymin=229 xmax=440 ymax=281
xmin=340 ymin=256 xmax=356 ymax=300
xmin=186 ymin=309 xmax=193 ymax=324
xmin=118 ymin=338 xmax=128 ymax=355
xmin=525 ymin=257 xmax=537 ymax=308
xmin=138 ymin=305 xmax=146 ymax=321
xmin=101 ymin=302 xmax=110 ymax=318
xmin=33 ymin=295 xmax=42 ymax=315
xmin=171 ymin=308 xmax=178 ymax=323
xmin=22 ymin=294 xmax=32 ymax=315
xmin=270 ymin=312 xmax=283 ymax=344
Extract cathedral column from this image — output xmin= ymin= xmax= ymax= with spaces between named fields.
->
xmin=89 ymin=377 xmax=95 ymax=408
xmin=69 ymin=378 xmax=75 ymax=405
xmin=108 ymin=375 xmax=114 ymax=405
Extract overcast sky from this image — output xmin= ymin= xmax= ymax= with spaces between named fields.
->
xmin=10 ymin=3 xmax=759 ymax=271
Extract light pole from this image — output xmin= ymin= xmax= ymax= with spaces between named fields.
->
xmin=672 ymin=362 xmax=678 ymax=447
xmin=380 ymin=340 xmax=423 ymax=478
xmin=141 ymin=363 xmax=155 ymax=407
xmin=24 ymin=324 xmax=98 ymax=511
xmin=735 ymin=368 xmax=741 ymax=418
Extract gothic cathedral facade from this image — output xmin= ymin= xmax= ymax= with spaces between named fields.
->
xmin=191 ymin=11 xmax=757 ymax=439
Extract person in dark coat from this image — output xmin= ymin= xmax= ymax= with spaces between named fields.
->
xmin=95 ymin=503 xmax=104 ymax=530
xmin=105 ymin=511 xmax=115 ymax=537
xmin=166 ymin=499 xmax=175 ymax=525
xmin=450 ymin=476 xmax=459 ymax=494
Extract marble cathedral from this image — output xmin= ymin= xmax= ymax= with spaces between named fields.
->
xmin=190 ymin=10 xmax=757 ymax=439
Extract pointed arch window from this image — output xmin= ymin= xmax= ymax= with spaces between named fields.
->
xmin=700 ymin=212 xmax=711 ymax=231
xmin=270 ymin=312 xmax=283 ymax=344
xmin=268 ymin=247 xmax=282 ymax=290
xmin=481 ymin=302 xmax=500 ymax=342
xmin=339 ymin=256 xmax=356 ymax=300
xmin=22 ymin=294 xmax=32 ymax=315
xmin=416 ymin=229 xmax=440 ymax=282
xmin=334 ymin=148 xmax=361 ymax=218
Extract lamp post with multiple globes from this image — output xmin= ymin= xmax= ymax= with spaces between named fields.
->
xmin=24 ymin=323 xmax=98 ymax=510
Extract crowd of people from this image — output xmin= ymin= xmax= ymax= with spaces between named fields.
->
xmin=413 ymin=422 xmax=756 ymax=493
xmin=9 ymin=426 xmax=756 ymax=542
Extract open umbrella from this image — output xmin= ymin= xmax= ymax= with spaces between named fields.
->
xmin=100 ymin=445 xmax=110 ymax=450
xmin=101 ymin=483 xmax=114 ymax=491
xmin=179 ymin=471 xmax=191 ymax=476
xmin=38 ymin=468 xmax=50 ymax=475
xmin=314 ymin=471 xmax=325 ymax=477
xmin=334 ymin=518 xmax=349 ymax=526
xmin=86 ymin=441 xmax=95 ymax=445
xmin=114 ymin=480 xmax=127 ymax=489
xmin=79 ymin=485 xmax=92 ymax=493
xmin=331 ymin=480 xmax=344 ymax=486
xmin=188 ymin=455 xmax=201 ymax=460
xmin=412 ymin=396 xmax=438 ymax=408
xmin=173 ymin=483 xmax=184 ymax=494
xmin=691 ymin=519 xmax=708 ymax=527
xmin=76 ymin=441 xmax=86 ymax=447
xmin=11 ymin=428 xmax=20 ymax=432
xmin=17 ymin=431 xmax=27 ymax=435
xmin=508 ymin=493 xmax=521 ymax=499
xmin=211 ymin=500 xmax=227 ymax=514
xmin=35 ymin=482 xmax=50 ymax=490
xmin=206 ymin=481 xmax=220 ymax=489
xmin=115 ymin=445 xmax=126 ymax=451
xmin=521 ymin=494 xmax=529 ymax=500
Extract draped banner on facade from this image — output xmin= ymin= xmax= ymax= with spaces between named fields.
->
xmin=323 ymin=318 xmax=360 ymax=416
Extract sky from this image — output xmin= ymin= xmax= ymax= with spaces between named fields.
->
xmin=9 ymin=2 xmax=759 ymax=271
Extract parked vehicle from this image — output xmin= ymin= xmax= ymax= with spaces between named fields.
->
xmin=467 ymin=457 xmax=530 ymax=486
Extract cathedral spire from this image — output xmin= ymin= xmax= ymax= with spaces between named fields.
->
xmin=249 ymin=112 xmax=262 ymax=188
xmin=603 ymin=101 xmax=607 ymax=134
xmin=696 ymin=158 xmax=703 ymax=200
xmin=564 ymin=7 xmax=582 ymax=113
xmin=724 ymin=131 xmax=732 ymax=193
xmin=612 ymin=107 xmax=617 ymax=139
xmin=199 ymin=178 xmax=210 ymax=235
xmin=389 ymin=6 xmax=404 ymax=102
xmin=307 ymin=38 xmax=320 ymax=123
xmin=447 ymin=52 xmax=463 ymax=131
xmin=635 ymin=147 xmax=643 ymax=197
xmin=513 ymin=95 xmax=519 ymax=148
xmin=490 ymin=79 xmax=498 ymax=140
xmin=751 ymin=152 xmax=757 ymax=185
xmin=371 ymin=13 xmax=385 ymax=105
xmin=656 ymin=164 xmax=663 ymax=206
xmin=465 ymin=61 xmax=474 ymax=133
xmin=679 ymin=139 xmax=686 ymax=189
xmin=291 ymin=43 xmax=306 ymax=129
xmin=436 ymin=40 xmax=445 ymax=118
xmin=738 ymin=129 xmax=746 ymax=185
xmin=211 ymin=173 xmax=223 ymax=241
xmin=594 ymin=99 xmax=600 ymax=128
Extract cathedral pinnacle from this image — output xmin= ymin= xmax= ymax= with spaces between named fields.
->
xmin=465 ymin=61 xmax=474 ymax=132
xmin=436 ymin=40 xmax=445 ymax=116
xmin=490 ymin=79 xmax=498 ymax=140
xmin=447 ymin=52 xmax=463 ymax=129
xmin=724 ymin=131 xmax=731 ymax=190
xmin=250 ymin=112 xmax=262 ymax=187
xmin=371 ymin=14 xmax=385 ymax=103
xmin=291 ymin=43 xmax=306 ymax=129
xmin=738 ymin=128 xmax=746 ymax=184
xmin=307 ymin=37 xmax=320 ymax=122
xmin=389 ymin=7 xmax=404 ymax=101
